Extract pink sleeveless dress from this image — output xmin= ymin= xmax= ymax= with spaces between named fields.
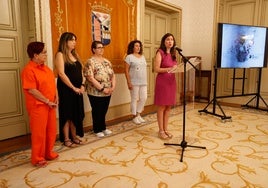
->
xmin=154 ymin=49 xmax=177 ymax=105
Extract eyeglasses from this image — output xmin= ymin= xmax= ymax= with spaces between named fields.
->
xmin=96 ymin=46 xmax=104 ymax=49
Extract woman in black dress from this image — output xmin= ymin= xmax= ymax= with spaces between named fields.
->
xmin=55 ymin=32 xmax=85 ymax=147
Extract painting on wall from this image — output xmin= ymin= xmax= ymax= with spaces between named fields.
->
xmin=91 ymin=10 xmax=111 ymax=45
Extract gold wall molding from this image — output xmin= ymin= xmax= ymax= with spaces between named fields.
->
xmin=54 ymin=0 xmax=64 ymax=41
xmin=50 ymin=0 xmax=137 ymax=73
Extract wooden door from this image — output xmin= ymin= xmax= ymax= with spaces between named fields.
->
xmin=143 ymin=3 xmax=182 ymax=105
xmin=0 ymin=0 xmax=34 ymax=140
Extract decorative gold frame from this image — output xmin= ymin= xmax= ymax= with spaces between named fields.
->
xmin=50 ymin=0 xmax=137 ymax=73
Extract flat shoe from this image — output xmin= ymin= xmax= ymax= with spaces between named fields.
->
xmin=72 ymin=138 xmax=84 ymax=145
xmin=34 ymin=160 xmax=48 ymax=168
xmin=96 ymin=132 xmax=105 ymax=138
xmin=132 ymin=117 xmax=141 ymax=124
xmin=46 ymin=153 xmax=59 ymax=160
xmin=102 ymin=129 xmax=112 ymax=135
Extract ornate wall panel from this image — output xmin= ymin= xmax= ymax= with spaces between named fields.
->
xmin=0 ymin=69 xmax=22 ymax=119
xmin=154 ymin=16 xmax=167 ymax=44
xmin=50 ymin=0 xmax=137 ymax=73
xmin=144 ymin=13 xmax=152 ymax=44
xmin=0 ymin=120 xmax=27 ymax=140
xmin=0 ymin=37 xmax=18 ymax=62
xmin=261 ymin=0 xmax=268 ymax=26
xmin=225 ymin=0 xmax=258 ymax=24
xmin=0 ymin=0 xmax=15 ymax=30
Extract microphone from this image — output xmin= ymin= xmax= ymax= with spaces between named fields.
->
xmin=174 ymin=46 xmax=182 ymax=52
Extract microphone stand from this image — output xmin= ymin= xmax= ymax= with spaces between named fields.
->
xmin=164 ymin=49 xmax=206 ymax=162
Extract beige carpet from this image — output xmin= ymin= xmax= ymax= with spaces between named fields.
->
xmin=0 ymin=103 xmax=268 ymax=187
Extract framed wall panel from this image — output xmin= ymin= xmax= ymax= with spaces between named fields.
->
xmin=0 ymin=0 xmax=16 ymax=30
xmin=0 ymin=36 xmax=18 ymax=62
xmin=0 ymin=69 xmax=22 ymax=119
xmin=50 ymin=0 xmax=137 ymax=73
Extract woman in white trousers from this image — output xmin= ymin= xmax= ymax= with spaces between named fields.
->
xmin=125 ymin=40 xmax=148 ymax=124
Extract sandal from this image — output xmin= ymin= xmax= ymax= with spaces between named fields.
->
xmin=34 ymin=160 xmax=48 ymax=168
xmin=63 ymin=139 xmax=76 ymax=147
xmin=165 ymin=131 xmax=173 ymax=138
xmin=158 ymin=131 xmax=169 ymax=140
xmin=72 ymin=138 xmax=84 ymax=145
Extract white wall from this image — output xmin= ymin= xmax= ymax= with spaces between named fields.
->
xmin=165 ymin=0 xmax=215 ymax=70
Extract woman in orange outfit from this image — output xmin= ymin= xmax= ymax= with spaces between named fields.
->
xmin=21 ymin=42 xmax=59 ymax=167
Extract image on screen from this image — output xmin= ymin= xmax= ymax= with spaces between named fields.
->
xmin=217 ymin=23 xmax=268 ymax=68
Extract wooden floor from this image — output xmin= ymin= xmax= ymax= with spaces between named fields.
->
xmin=0 ymin=105 xmax=158 ymax=156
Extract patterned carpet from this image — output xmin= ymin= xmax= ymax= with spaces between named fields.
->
xmin=0 ymin=103 xmax=268 ymax=187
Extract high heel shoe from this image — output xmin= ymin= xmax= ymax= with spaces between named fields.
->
xmin=165 ymin=131 xmax=173 ymax=138
xmin=158 ymin=131 xmax=169 ymax=140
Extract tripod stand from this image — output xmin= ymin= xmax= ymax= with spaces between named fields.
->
xmin=164 ymin=50 xmax=206 ymax=162
xmin=198 ymin=67 xmax=232 ymax=122
xmin=241 ymin=68 xmax=268 ymax=111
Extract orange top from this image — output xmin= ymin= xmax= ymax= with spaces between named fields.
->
xmin=21 ymin=60 xmax=56 ymax=112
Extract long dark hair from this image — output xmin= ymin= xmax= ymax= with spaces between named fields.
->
xmin=159 ymin=33 xmax=177 ymax=61
xmin=127 ymin=40 xmax=143 ymax=55
xmin=57 ymin=32 xmax=80 ymax=63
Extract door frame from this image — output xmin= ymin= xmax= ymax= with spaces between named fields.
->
xmin=140 ymin=0 xmax=182 ymax=106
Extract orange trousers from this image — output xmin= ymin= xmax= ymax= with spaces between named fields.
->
xmin=29 ymin=104 xmax=57 ymax=165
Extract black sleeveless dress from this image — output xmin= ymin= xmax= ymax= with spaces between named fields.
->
xmin=57 ymin=61 xmax=85 ymax=142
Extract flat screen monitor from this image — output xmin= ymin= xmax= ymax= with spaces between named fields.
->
xmin=217 ymin=23 xmax=268 ymax=68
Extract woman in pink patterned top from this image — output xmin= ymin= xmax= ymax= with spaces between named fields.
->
xmin=84 ymin=41 xmax=116 ymax=138
xmin=154 ymin=33 xmax=178 ymax=140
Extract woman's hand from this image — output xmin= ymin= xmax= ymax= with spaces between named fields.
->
xmin=80 ymin=85 xmax=85 ymax=93
xmin=47 ymin=101 xmax=57 ymax=108
xmin=168 ymin=64 xmax=178 ymax=73
xmin=103 ymin=87 xmax=113 ymax=95
xmin=73 ymin=87 xmax=83 ymax=95
xmin=127 ymin=82 xmax=133 ymax=90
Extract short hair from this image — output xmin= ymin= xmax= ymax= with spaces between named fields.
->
xmin=27 ymin=42 xmax=45 ymax=58
xmin=91 ymin=41 xmax=103 ymax=54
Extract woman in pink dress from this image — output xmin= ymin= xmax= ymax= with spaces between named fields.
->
xmin=154 ymin=33 xmax=178 ymax=140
